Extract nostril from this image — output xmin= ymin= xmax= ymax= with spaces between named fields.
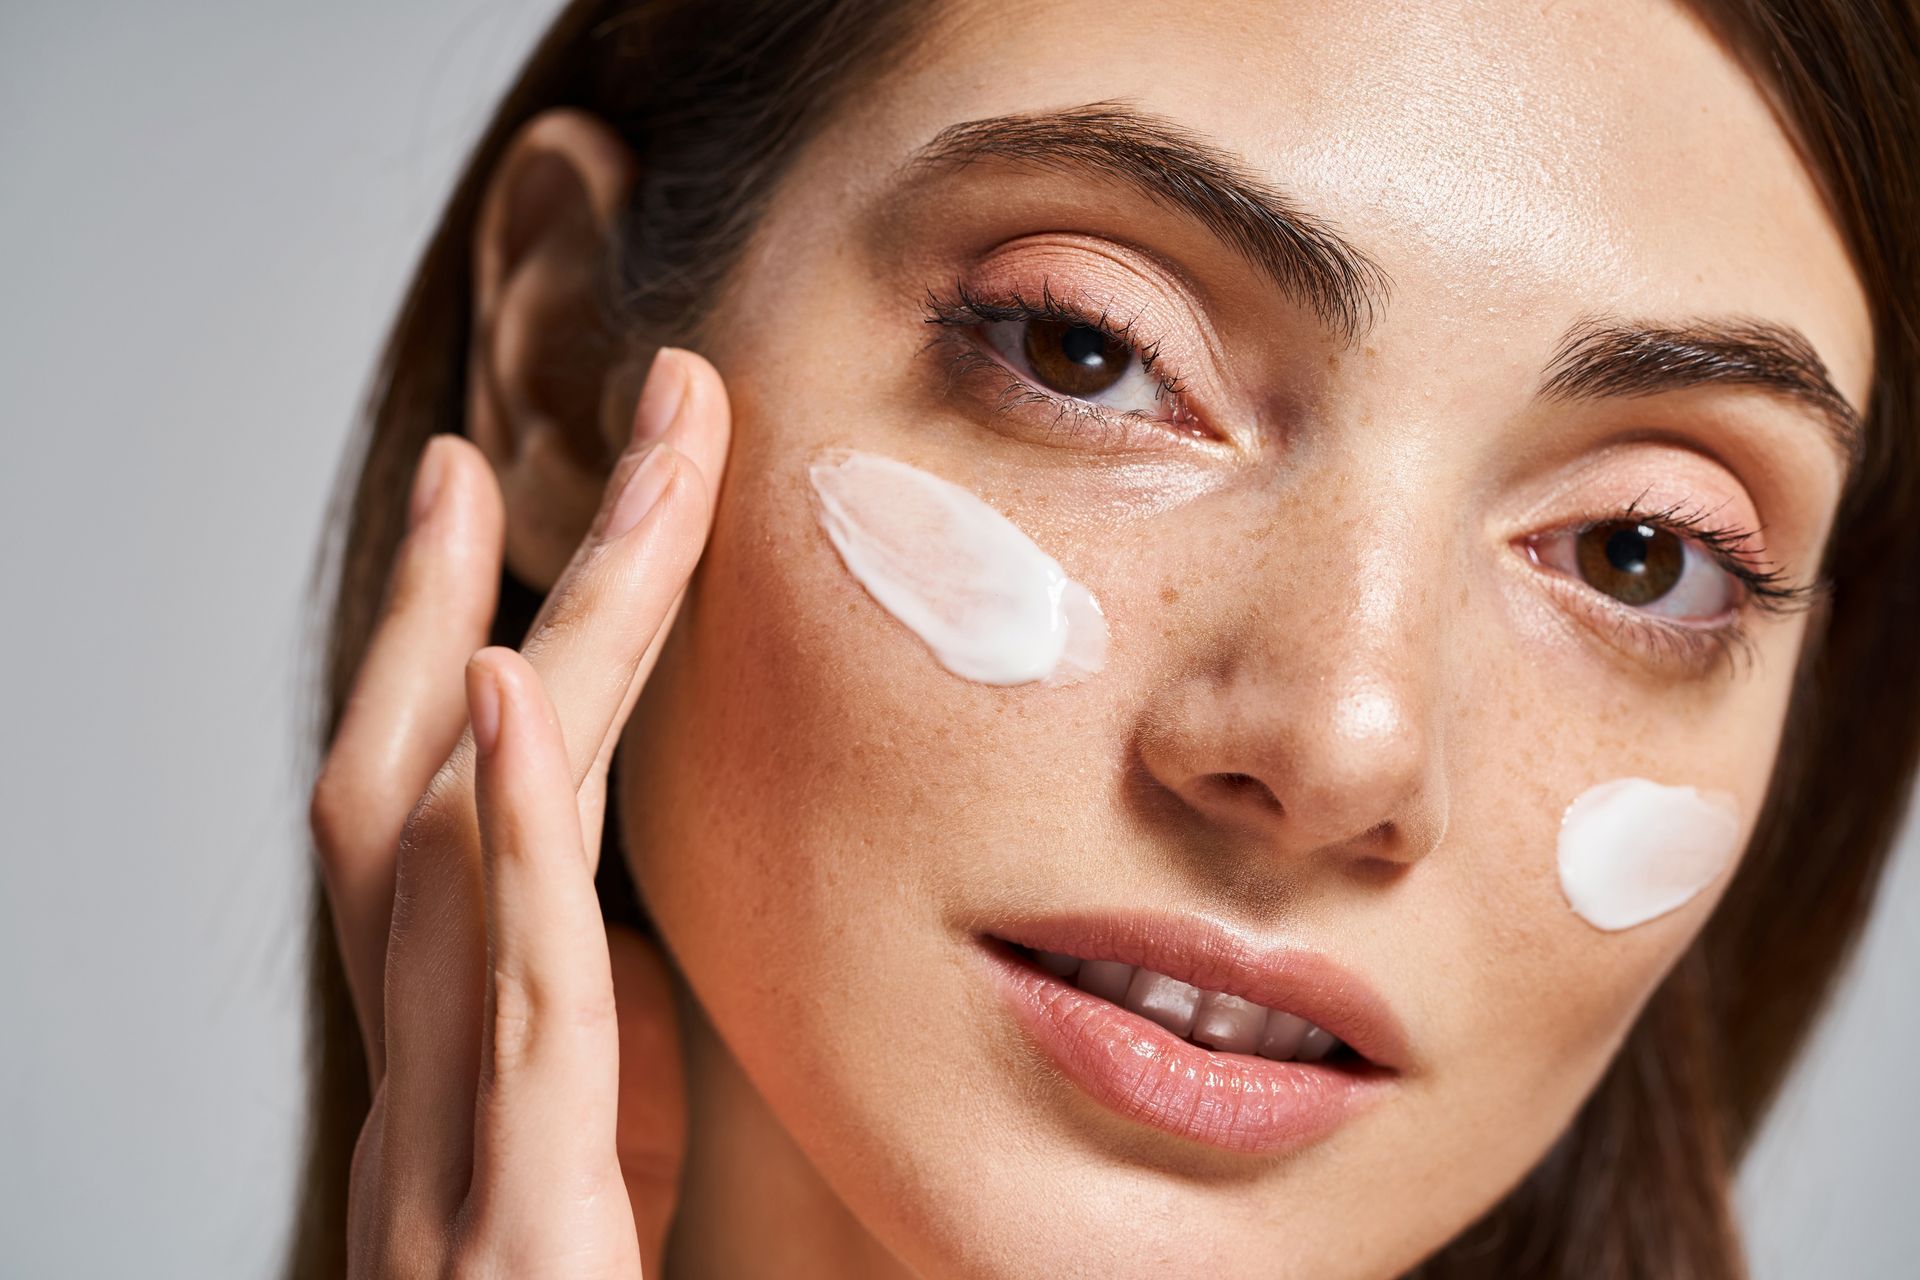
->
xmin=1210 ymin=771 xmax=1283 ymax=815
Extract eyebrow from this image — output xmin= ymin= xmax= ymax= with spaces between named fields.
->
xmin=1539 ymin=316 xmax=1864 ymax=473
xmin=892 ymin=104 xmax=1862 ymax=475
xmin=898 ymin=100 xmax=1391 ymax=341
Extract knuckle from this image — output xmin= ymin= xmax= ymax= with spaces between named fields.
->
xmin=308 ymin=761 xmax=362 ymax=866
xmin=522 ymin=582 xmax=593 ymax=659
xmin=488 ymin=968 xmax=542 ymax=1070
xmin=395 ymin=793 xmax=451 ymax=858
xmin=396 ymin=765 xmax=473 ymax=860
xmin=489 ymin=964 xmax=616 ymax=1072
xmin=491 ymin=971 xmax=537 ymax=1074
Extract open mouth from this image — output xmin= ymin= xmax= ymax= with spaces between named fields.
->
xmin=995 ymin=939 xmax=1370 ymax=1068
xmin=976 ymin=915 xmax=1404 ymax=1154
xmin=983 ymin=917 xmax=1405 ymax=1159
xmin=983 ymin=940 xmax=1374 ymax=1074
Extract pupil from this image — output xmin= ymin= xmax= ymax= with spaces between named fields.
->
xmin=1059 ymin=325 xmax=1108 ymax=367
xmin=1605 ymin=525 xmax=1653 ymax=574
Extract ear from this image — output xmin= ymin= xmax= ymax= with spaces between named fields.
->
xmin=468 ymin=108 xmax=645 ymax=590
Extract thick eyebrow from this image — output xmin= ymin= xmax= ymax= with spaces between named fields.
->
xmin=895 ymin=100 xmax=1391 ymax=342
xmin=1539 ymin=315 xmax=1864 ymax=473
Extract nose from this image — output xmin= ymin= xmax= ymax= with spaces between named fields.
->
xmin=1136 ymin=511 xmax=1451 ymax=871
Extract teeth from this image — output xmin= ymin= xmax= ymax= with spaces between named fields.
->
xmin=1076 ymin=959 xmax=1135 ymax=1003
xmin=1123 ymin=968 xmax=1202 ymax=1037
xmin=1191 ymin=992 xmax=1267 ymax=1055
xmin=1036 ymin=950 xmax=1082 ymax=979
xmin=1042 ymin=950 xmax=1349 ymax=1063
xmin=1257 ymin=1011 xmax=1310 ymax=1061
xmin=1294 ymin=1024 xmax=1338 ymax=1062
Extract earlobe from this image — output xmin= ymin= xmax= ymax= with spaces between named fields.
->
xmin=467 ymin=108 xmax=641 ymax=591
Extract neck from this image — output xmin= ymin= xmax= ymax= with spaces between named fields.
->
xmin=662 ymin=979 xmax=916 ymax=1280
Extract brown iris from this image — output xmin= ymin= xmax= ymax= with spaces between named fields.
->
xmin=1574 ymin=520 xmax=1684 ymax=605
xmin=1021 ymin=318 xmax=1131 ymax=398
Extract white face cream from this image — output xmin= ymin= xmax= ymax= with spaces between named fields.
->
xmin=808 ymin=451 xmax=1107 ymax=686
xmin=1556 ymin=777 xmax=1744 ymax=931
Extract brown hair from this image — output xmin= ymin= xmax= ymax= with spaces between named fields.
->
xmin=290 ymin=2 xmax=1920 ymax=1276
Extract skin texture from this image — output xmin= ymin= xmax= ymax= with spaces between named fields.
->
xmin=326 ymin=0 xmax=1875 ymax=1277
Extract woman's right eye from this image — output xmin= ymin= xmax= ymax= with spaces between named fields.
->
xmin=978 ymin=316 xmax=1169 ymax=417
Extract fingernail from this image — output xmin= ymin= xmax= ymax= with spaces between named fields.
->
xmin=604 ymin=444 xmax=678 ymax=541
xmin=408 ymin=437 xmax=449 ymax=530
xmin=469 ymin=657 xmax=503 ymax=756
xmin=633 ymin=346 xmax=690 ymax=446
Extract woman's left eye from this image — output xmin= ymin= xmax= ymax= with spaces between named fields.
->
xmin=1528 ymin=519 xmax=1742 ymax=621
xmin=979 ymin=317 xmax=1167 ymax=415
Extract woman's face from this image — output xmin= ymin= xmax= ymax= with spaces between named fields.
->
xmin=614 ymin=0 xmax=1871 ymax=1273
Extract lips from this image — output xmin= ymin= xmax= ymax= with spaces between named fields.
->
xmin=977 ymin=912 xmax=1407 ymax=1155
xmin=1021 ymin=947 xmax=1353 ymax=1062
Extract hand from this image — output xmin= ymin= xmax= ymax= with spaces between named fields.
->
xmin=307 ymin=347 xmax=731 ymax=1278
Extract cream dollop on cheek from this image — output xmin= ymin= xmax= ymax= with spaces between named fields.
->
xmin=808 ymin=450 xmax=1106 ymax=686
xmin=1556 ymin=777 xmax=1744 ymax=931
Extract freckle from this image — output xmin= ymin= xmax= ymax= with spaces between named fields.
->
xmin=1327 ymin=354 xmax=1341 ymax=372
xmin=1161 ymin=586 xmax=1181 ymax=604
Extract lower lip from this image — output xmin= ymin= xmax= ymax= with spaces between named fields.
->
xmin=980 ymin=941 xmax=1396 ymax=1156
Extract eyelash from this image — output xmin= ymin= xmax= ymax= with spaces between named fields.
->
xmin=916 ymin=275 xmax=1826 ymax=678
xmin=919 ymin=278 xmax=1201 ymax=444
xmin=1536 ymin=490 xmax=1825 ymax=677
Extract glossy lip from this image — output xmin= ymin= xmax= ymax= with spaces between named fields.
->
xmin=977 ymin=911 xmax=1409 ymax=1156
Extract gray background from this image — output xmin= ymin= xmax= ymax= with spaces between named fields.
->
xmin=1 ymin=3 xmax=1912 ymax=1276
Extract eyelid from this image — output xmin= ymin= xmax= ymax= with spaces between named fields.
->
xmin=950 ymin=238 xmax=1237 ymax=407
xmin=921 ymin=276 xmax=1227 ymax=452
xmin=943 ymin=277 xmax=1187 ymax=397
xmin=923 ymin=323 xmax=1199 ymax=453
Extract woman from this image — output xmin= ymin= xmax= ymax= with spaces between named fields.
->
xmin=291 ymin=0 xmax=1920 ymax=1275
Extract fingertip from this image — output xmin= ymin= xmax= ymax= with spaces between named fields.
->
xmin=662 ymin=349 xmax=732 ymax=508
xmin=432 ymin=434 xmax=509 ymax=559
xmin=407 ymin=435 xmax=452 ymax=531
xmin=466 ymin=648 xmax=507 ymax=756
xmin=471 ymin=645 xmax=569 ymax=754
xmin=391 ymin=437 xmax=507 ymax=642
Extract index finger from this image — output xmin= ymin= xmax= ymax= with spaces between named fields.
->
xmin=517 ymin=345 xmax=732 ymax=790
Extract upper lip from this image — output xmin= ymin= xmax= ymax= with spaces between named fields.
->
xmin=986 ymin=910 xmax=1413 ymax=1072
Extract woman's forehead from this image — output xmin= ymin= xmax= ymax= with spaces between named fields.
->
xmin=836 ymin=0 xmax=1873 ymax=408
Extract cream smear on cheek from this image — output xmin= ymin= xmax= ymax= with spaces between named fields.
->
xmin=1556 ymin=777 xmax=1744 ymax=931
xmin=808 ymin=451 xmax=1107 ymax=686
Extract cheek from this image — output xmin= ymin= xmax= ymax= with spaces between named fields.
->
xmin=1419 ymin=638 xmax=1778 ymax=1124
xmin=615 ymin=435 xmax=1102 ymax=980
xmin=1556 ymin=778 xmax=1743 ymax=931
